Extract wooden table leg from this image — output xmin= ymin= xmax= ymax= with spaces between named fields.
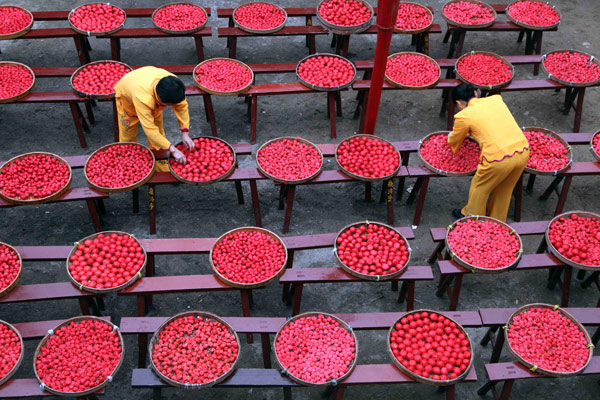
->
xmin=455 ymin=30 xmax=466 ymax=57
xmin=132 ymin=188 xmax=139 ymax=213
xmin=525 ymin=173 xmax=536 ymax=192
xmin=73 ymin=36 xmax=87 ymax=65
xmin=202 ymin=94 xmax=218 ymax=137
xmin=279 ymin=184 xmax=288 ymax=210
xmin=85 ymin=199 xmax=102 ymax=232
xmin=445 ymin=385 xmax=455 ymax=400
xmin=547 ymin=267 xmax=563 ymax=290
xmin=364 ymin=182 xmax=372 ymax=203
xmin=428 ymin=242 xmax=445 ymax=265
xmin=560 ymin=266 xmax=573 ymax=307
xmin=194 ymin=36 xmax=205 ymax=62
xmin=260 ymin=333 xmax=272 ymax=368
xmin=436 ymin=274 xmax=454 ymax=298
xmin=78 ymin=298 xmax=91 ymax=315
xmin=396 ymin=152 xmax=410 ymax=203
xmin=146 ymin=254 xmax=154 ymax=307
xmin=229 ymin=37 xmax=237 ymax=59
xmin=282 ymin=251 xmax=295 ymax=302
xmin=448 ymin=274 xmax=463 ymax=311
xmin=513 ymin=175 xmax=523 ymax=222
xmin=235 ymin=181 xmax=244 ymax=205
xmin=573 ymin=87 xmax=586 ymax=133
xmin=282 ymin=185 xmax=296 ymax=234
xmin=581 ymin=271 xmax=600 ymax=289
xmin=152 ymin=388 xmax=162 ymax=400
xmin=84 ymin=101 xmax=96 ymax=124
xmin=405 ymin=281 xmax=415 ymax=310
xmin=137 ymin=295 xmax=146 ymax=317
xmin=533 ymin=31 xmax=543 ymax=75
xmin=328 ymin=92 xmax=337 ymax=139
xmin=250 ymin=95 xmax=258 ymax=143
xmin=335 ymin=91 xmax=342 ymax=117
xmin=358 ymin=90 xmax=369 ymax=134
xmin=592 ymin=325 xmax=600 ymax=346
xmin=283 ymin=387 xmax=292 ymax=400
xmin=406 ymin=177 xmax=424 ymax=205
xmin=490 ymin=326 xmax=506 ymax=363
xmin=240 ymin=289 xmax=254 ymax=344
xmin=112 ymin=99 xmax=119 ymax=142
xmin=69 ymin=102 xmax=88 ymax=148
xmin=138 ymin=333 xmax=148 ymax=368
xmin=149 ymin=184 xmax=157 ymax=234
xmin=249 ymin=180 xmax=262 ymax=227
xmin=412 ymin=177 xmax=430 ymax=227
xmin=110 ymin=38 xmax=121 ymax=61
xmin=292 ymin=283 xmax=304 ymax=316
xmin=480 ymin=326 xmax=498 ymax=346
xmin=447 ymin=94 xmax=455 ymax=130
xmin=539 ymin=176 xmax=564 ymax=200
xmin=554 ymin=176 xmax=572 ymax=216
xmin=386 ymin=179 xmax=394 ymax=225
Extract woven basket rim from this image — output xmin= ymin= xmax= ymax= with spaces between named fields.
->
xmin=0 ymin=61 xmax=35 ymax=103
xmin=233 ymin=2 xmax=288 ymax=34
xmin=148 ymin=311 xmax=241 ymax=388
xmin=542 ymin=49 xmax=600 ymax=87
xmin=445 ymin=215 xmax=523 ymax=274
xmin=504 ymin=303 xmax=594 ymax=377
xmin=506 ymin=0 xmax=561 ymax=31
xmin=70 ymin=60 xmax=133 ymax=99
xmin=393 ymin=2 xmax=434 ymax=34
xmin=68 ymin=3 xmax=126 ymax=36
xmin=209 ymin=226 xmax=289 ymax=289
xmin=151 ymin=2 xmax=208 ymax=34
xmin=521 ymin=126 xmax=572 ymax=176
xmin=0 ymin=242 xmax=23 ymax=299
xmin=455 ymin=51 xmax=515 ymax=90
xmin=296 ymin=53 xmax=357 ymax=92
xmin=0 ymin=5 xmax=34 ymax=40
xmin=418 ymin=132 xmax=480 ymax=177
xmin=442 ymin=0 xmax=497 ymax=29
xmin=387 ymin=309 xmax=475 ymax=385
xmin=84 ymin=142 xmax=156 ymax=193
xmin=590 ymin=130 xmax=600 ymax=162
xmin=0 ymin=319 xmax=24 ymax=387
xmin=333 ymin=221 xmax=412 ymax=281
xmin=334 ymin=134 xmax=401 ymax=182
xmin=545 ymin=211 xmax=600 ymax=271
xmin=384 ymin=52 xmax=441 ymax=90
xmin=273 ymin=312 xmax=358 ymax=386
xmin=256 ymin=137 xmax=324 ymax=184
xmin=315 ymin=0 xmax=374 ymax=35
xmin=192 ymin=58 xmax=254 ymax=96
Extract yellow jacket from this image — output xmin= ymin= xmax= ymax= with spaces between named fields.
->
xmin=448 ymin=95 xmax=528 ymax=163
xmin=114 ymin=66 xmax=189 ymax=150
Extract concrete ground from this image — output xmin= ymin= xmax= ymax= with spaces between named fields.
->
xmin=0 ymin=0 xmax=599 ymax=399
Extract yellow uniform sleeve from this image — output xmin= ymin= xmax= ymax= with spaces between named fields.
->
xmin=172 ymin=99 xmax=190 ymax=130
xmin=448 ymin=115 xmax=470 ymax=154
xmin=133 ymin=97 xmax=172 ymax=150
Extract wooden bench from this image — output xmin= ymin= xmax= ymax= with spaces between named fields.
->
xmin=477 ymin=357 xmax=600 ymax=400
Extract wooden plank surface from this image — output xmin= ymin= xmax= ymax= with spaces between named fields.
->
xmin=479 ymin=307 xmax=600 ymax=326
xmin=279 ymin=266 xmax=434 ymax=283
xmin=437 ymin=253 xmax=562 ymax=275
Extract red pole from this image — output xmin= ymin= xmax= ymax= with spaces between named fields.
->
xmin=363 ymin=0 xmax=400 ymax=135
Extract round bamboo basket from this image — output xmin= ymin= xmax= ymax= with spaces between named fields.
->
xmin=387 ymin=309 xmax=475 ymax=385
xmin=192 ymin=58 xmax=254 ymax=96
xmin=504 ymin=303 xmax=594 ymax=377
xmin=384 ymin=52 xmax=441 ymax=90
xmin=442 ymin=0 xmax=497 ymax=29
xmin=418 ymin=132 xmax=481 ymax=177
xmin=256 ymin=137 xmax=324 ymax=184
xmin=334 ymin=221 xmax=411 ymax=281
xmin=151 ymin=2 xmax=209 ymax=34
xmin=168 ymin=137 xmax=237 ymax=185
xmin=70 ymin=60 xmax=132 ymax=100
xmin=33 ymin=316 xmax=125 ymax=397
xmin=590 ymin=130 xmax=600 ymax=162
xmin=455 ymin=51 xmax=515 ymax=90
xmin=316 ymin=0 xmax=374 ymax=35
xmin=506 ymin=0 xmax=561 ymax=31
xmin=0 ymin=320 xmax=24 ymax=387
xmin=545 ymin=211 xmax=600 ymax=271
xmin=542 ymin=49 xmax=600 ymax=88
xmin=0 ymin=242 xmax=22 ymax=298
xmin=233 ymin=2 xmax=288 ymax=34
xmin=84 ymin=142 xmax=155 ymax=193
xmin=210 ymin=227 xmax=288 ymax=289
xmin=394 ymin=2 xmax=434 ymax=34
xmin=445 ymin=215 xmax=523 ymax=274
xmin=522 ymin=126 xmax=572 ymax=176
xmin=66 ymin=231 xmax=147 ymax=294
xmin=0 ymin=152 xmax=72 ymax=205
xmin=296 ymin=53 xmax=357 ymax=92
xmin=273 ymin=312 xmax=358 ymax=386
xmin=68 ymin=3 xmax=126 ymax=36
xmin=0 ymin=5 xmax=34 ymax=40
xmin=0 ymin=61 xmax=35 ymax=103
xmin=148 ymin=311 xmax=241 ymax=388
xmin=335 ymin=134 xmax=401 ymax=182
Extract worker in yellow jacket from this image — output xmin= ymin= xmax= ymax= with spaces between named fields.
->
xmin=448 ymin=84 xmax=529 ymax=222
xmin=114 ymin=66 xmax=195 ymax=171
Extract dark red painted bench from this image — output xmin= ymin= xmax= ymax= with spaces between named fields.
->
xmin=477 ymin=357 xmax=600 ymax=400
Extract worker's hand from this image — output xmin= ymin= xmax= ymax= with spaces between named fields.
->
xmin=182 ymin=132 xmax=195 ymax=151
xmin=169 ymin=145 xmax=187 ymax=165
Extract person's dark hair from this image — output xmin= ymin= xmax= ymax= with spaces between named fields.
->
xmin=156 ymin=76 xmax=185 ymax=104
xmin=452 ymin=83 xmax=477 ymax=103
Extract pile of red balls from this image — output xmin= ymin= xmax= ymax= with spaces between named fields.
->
xmin=276 ymin=314 xmax=356 ymax=383
xmin=152 ymin=314 xmax=239 ymax=385
xmin=0 ymin=6 xmax=32 ymax=35
xmin=336 ymin=223 xmax=410 ymax=277
xmin=389 ymin=311 xmax=472 ymax=381
xmin=457 ymin=53 xmax=513 ymax=86
xmin=523 ymin=130 xmax=570 ymax=172
xmin=86 ymin=144 xmax=154 ymax=189
xmin=0 ymin=64 xmax=34 ymax=100
xmin=35 ymin=319 xmax=122 ymax=393
xmin=68 ymin=232 xmax=145 ymax=290
xmin=420 ymin=133 xmax=481 ymax=174
xmin=507 ymin=307 xmax=589 ymax=372
xmin=258 ymin=138 xmax=322 ymax=182
xmin=0 ymin=323 xmax=21 ymax=380
xmin=544 ymin=51 xmax=600 ymax=84
xmin=212 ymin=229 xmax=286 ymax=285
xmin=548 ymin=213 xmax=600 ymax=266
xmin=195 ymin=59 xmax=253 ymax=93
xmin=235 ymin=2 xmax=286 ymax=30
xmin=386 ymin=53 xmax=439 ymax=87
xmin=298 ymin=55 xmax=355 ymax=88
xmin=0 ymin=244 xmax=20 ymax=293
xmin=0 ymin=154 xmax=70 ymax=201
xmin=443 ymin=1 xmax=494 ymax=25
xmin=337 ymin=136 xmax=400 ymax=178
xmin=395 ymin=3 xmax=432 ymax=31
xmin=593 ymin=132 xmax=600 ymax=158
xmin=507 ymin=1 xmax=560 ymax=27
xmin=153 ymin=3 xmax=207 ymax=31
xmin=69 ymin=3 xmax=125 ymax=33
xmin=318 ymin=0 xmax=371 ymax=27
xmin=447 ymin=219 xmax=521 ymax=269
xmin=72 ymin=62 xmax=131 ymax=96
xmin=169 ymin=138 xmax=235 ymax=182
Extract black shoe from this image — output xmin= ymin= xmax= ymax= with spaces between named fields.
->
xmin=452 ymin=209 xmax=464 ymax=220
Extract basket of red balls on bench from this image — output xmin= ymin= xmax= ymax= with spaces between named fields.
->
xmin=0 ymin=319 xmax=24 ymax=387
xmin=442 ymin=0 xmax=496 ymax=29
xmin=385 ymin=52 xmax=441 ymax=90
xmin=68 ymin=3 xmax=126 ymax=36
xmin=169 ymin=137 xmax=237 ymax=185
xmin=545 ymin=211 xmax=600 ymax=271
xmin=233 ymin=2 xmax=287 ymax=34
xmin=591 ymin=130 xmax=600 ymax=162
xmin=152 ymin=2 xmax=209 ymax=34
xmin=394 ymin=2 xmax=434 ymax=34
xmin=0 ymin=5 xmax=34 ymax=40
xmin=193 ymin=58 xmax=254 ymax=96
xmin=455 ymin=51 xmax=515 ymax=90
xmin=522 ymin=127 xmax=572 ymax=176
xmin=0 ymin=242 xmax=22 ymax=299
xmin=418 ymin=131 xmax=481 ymax=177
xmin=257 ymin=137 xmax=324 ymax=184
xmin=297 ymin=53 xmax=357 ymax=91
xmin=336 ymin=134 xmax=401 ymax=181
xmin=506 ymin=0 xmax=561 ymax=31
xmin=316 ymin=0 xmax=373 ymax=35
xmin=542 ymin=49 xmax=600 ymax=88
xmin=0 ymin=61 xmax=35 ymax=103
xmin=71 ymin=60 xmax=132 ymax=100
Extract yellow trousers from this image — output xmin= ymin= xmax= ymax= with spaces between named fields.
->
xmin=462 ymin=149 xmax=529 ymax=222
xmin=116 ymin=98 xmax=170 ymax=172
